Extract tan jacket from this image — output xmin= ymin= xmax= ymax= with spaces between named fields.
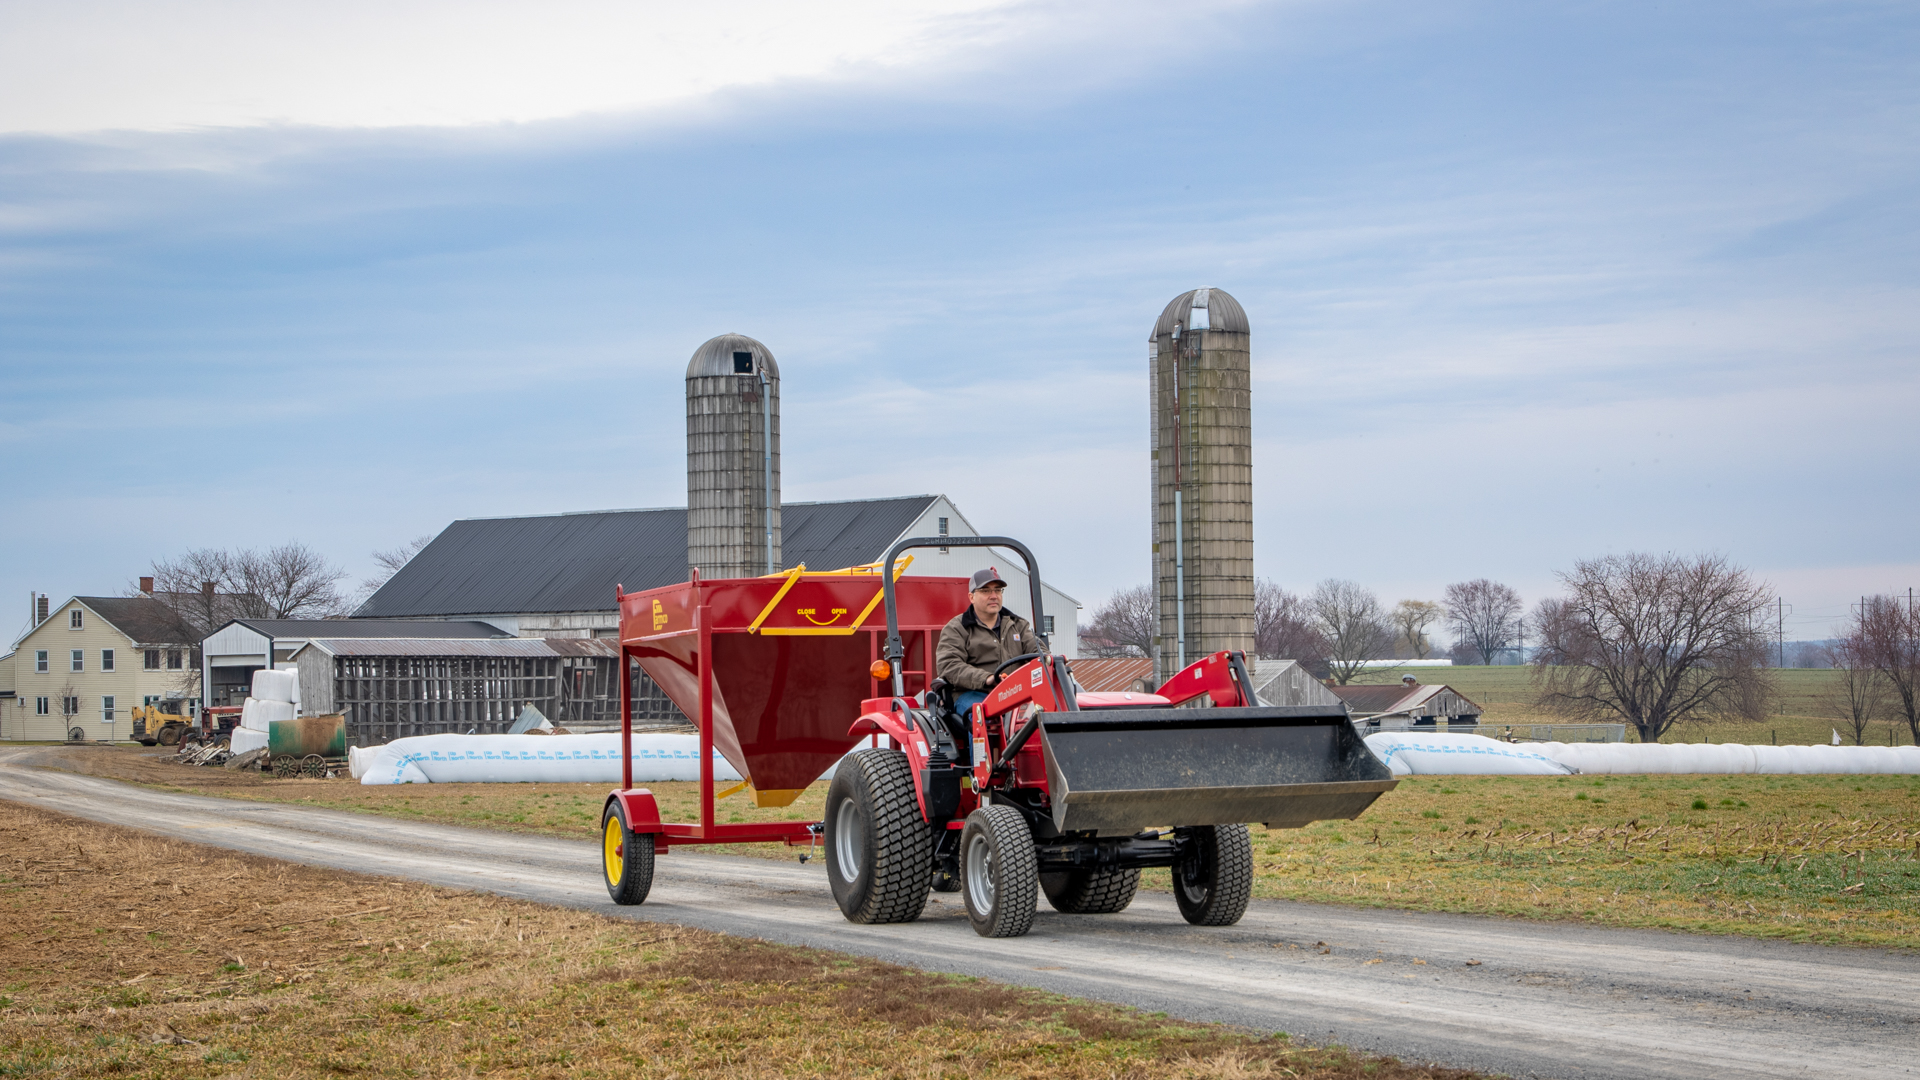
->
xmin=935 ymin=607 xmax=1044 ymax=691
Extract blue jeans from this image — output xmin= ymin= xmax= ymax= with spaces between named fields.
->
xmin=954 ymin=690 xmax=988 ymax=717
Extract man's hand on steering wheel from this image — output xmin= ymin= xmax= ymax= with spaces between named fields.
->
xmin=990 ymin=652 xmax=1045 ymax=682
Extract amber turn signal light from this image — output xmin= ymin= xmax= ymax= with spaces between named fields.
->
xmin=869 ymin=659 xmax=892 ymax=679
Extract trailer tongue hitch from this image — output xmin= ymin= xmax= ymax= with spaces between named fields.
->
xmin=799 ymin=821 xmax=825 ymax=863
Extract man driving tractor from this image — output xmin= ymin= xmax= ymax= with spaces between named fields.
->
xmin=935 ymin=567 xmax=1045 ymax=715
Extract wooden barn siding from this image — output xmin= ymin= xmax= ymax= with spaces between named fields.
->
xmin=328 ymin=654 xmax=688 ymax=746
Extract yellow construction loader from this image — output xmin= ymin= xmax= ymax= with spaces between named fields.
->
xmin=131 ymin=700 xmax=195 ymax=746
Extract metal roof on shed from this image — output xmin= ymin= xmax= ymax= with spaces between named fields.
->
xmin=225 ymin=619 xmax=508 ymax=639
xmin=353 ymin=496 xmax=939 ymax=619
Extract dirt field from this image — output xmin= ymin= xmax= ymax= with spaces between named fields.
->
xmin=27 ymin=745 xmax=1920 ymax=948
xmin=0 ymin=800 xmax=1481 ymax=1080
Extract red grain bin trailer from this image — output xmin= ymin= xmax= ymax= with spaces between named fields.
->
xmin=601 ymin=536 xmax=1397 ymax=937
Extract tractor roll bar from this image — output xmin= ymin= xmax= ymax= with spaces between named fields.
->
xmin=881 ymin=535 xmax=1047 ymax=698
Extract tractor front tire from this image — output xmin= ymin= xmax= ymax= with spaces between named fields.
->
xmin=961 ymin=806 xmax=1038 ymax=938
xmin=602 ymin=802 xmax=655 ymax=906
xmin=825 ymin=748 xmax=934 ymax=924
xmin=1172 ymin=824 xmax=1253 ymax=926
xmin=1041 ymin=868 xmax=1140 ymax=914
xmin=157 ymin=725 xmax=183 ymax=747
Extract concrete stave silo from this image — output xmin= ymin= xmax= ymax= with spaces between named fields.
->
xmin=687 ymin=333 xmax=781 ymax=579
xmin=1149 ymin=288 xmax=1253 ymax=683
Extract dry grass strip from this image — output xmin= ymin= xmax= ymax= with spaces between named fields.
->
xmin=0 ymin=800 xmax=1480 ymax=1079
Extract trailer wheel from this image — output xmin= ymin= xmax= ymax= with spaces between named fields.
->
xmin=961 ymin=806 xmax=1038 ymax=938
xmin=826 ymin=748 xmax=934 ymax=924
xmin=1172 ymin=824 xmax=1253 ymax=926
xmin=1041 ymin=868 xmax=1140 ymax=914
xmin=602 ymin=803 xmax=655 ymax=905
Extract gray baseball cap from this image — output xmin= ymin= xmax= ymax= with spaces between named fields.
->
xmin=969 ymin=567 xmax=1008 ymax=591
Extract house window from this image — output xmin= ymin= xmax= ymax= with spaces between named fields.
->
xmin=35 ymin=697 xmax=49 ymax=715
xmin=145 ymin=649 xmax=160 ymax=670
xmin=101 ymin=649 xmax=114 ymax=672
xmin=1044 ymin=616 xmax=1056 ymax=636
xmin=938 ymin=516 xmax=949 ymax=554
xmin=166 ymin=649 xmax=183 ymax=670
xmin=71 ymin=649 xmax=84 ymax=673
xmin=35 ymin=650 xmax=48 ymax=673
xmin=69 ymin=608 xmax=83 ymax=629
xmin=102 ymin=696 xmax=115 ymax=722
xmin=62 ymin=696 xmax=80 ymax=717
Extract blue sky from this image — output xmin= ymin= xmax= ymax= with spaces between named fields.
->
xmin=3 ymin=0 xmax=1916 ymax=644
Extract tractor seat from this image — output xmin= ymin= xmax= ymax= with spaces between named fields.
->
xmin=924 ymin=679 xmax=972 ymax=765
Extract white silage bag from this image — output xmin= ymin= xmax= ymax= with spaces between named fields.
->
xmin=251 ymin=669 xmax=299 ymax=704
xmin=241 ymin=698 xmax=294 ymax=731
xmin=1364 ymin=732 xmax=1573 ymax=776
xmin=347 ymin=745 xmax=377 ymax=780
xmin=229 ymin=727 xmax=270 ymax=755
xmin=358 ymin=733 xmax=749 ymax=785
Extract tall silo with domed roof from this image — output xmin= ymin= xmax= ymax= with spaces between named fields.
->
xmin=1149 ymin=288 xmax=1254 ymax=683
xmin=686 ymin=333 xmax=780 ymax=579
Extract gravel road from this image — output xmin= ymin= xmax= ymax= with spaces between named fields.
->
xmin=2 ymin=749 xmax=1913 ymax=1079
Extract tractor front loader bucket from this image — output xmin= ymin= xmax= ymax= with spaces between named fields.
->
xmin=1037 ymin=705 xmax=1396 ymax=836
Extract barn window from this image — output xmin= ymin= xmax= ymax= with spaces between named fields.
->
xmin=733 ymin=351 xmax=754 ymax=373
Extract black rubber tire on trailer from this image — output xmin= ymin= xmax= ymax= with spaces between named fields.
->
xmin=961 ymin=805 xmax=1038 ymax=938
xmin=601 ymin=802 xmax=656 ymax=906
xmin=1041 ymin=868 xmax=1141 ymax=914
xmin=825 ymin=748 xmax=934 ymax=924
xmin=1172 ymin=824 xmax=1254 ymax=926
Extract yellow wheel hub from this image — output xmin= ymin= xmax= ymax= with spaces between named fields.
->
xmin=603 ymin=814 xmax=624 ymax=886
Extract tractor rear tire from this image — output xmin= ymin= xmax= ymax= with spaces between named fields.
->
xmin=157 ymin=725 xmax=182 ymax=747
xmin=1041 ymin=868 xmax=1140 ymax=914
xmin=825 ymin=748 xmax=934 ymax=924
xmin=1172 ymin=824 xmax=1253 ymax=926
xmin=602 ymin=802 xmax=655 ymax=906
xmin=961 ymin=806 xmax=1038 ymax=938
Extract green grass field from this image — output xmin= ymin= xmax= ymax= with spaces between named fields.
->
xmin=1344 ymin=665 xmax=1914 ymax=746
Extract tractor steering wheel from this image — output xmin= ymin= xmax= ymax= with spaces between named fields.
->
xmin=992 ymin=652 xmax=1046 ymax=681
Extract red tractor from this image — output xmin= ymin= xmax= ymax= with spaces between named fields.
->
xmin=599 ymin=536 xmax=1397 ymax=938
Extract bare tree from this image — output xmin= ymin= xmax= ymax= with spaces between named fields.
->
xmin=355 ymin=534 xmax=436 ymax=606
xmin=1823 ymin=635 xmax=1888 ymax=746
xmin=1531 ymin=552 xmax=1775 ymax=743
xmin=1444 ymin=579 xmax=1524 ymax=666
xmin=1256 ymin=579 xmax=1330 ymax=665
xmin=1391 ymin=599 xmax=1443 ymax=659
xmin=1851 ymin=594 xmax=1920 ymax=744
xmin=1309 ymin=579 xmax=1394 ymax=685
xmin=1084 ymin=585 xmax=1155 ymax=657
xmin=145 ymin=542 xmax=348 ymax=638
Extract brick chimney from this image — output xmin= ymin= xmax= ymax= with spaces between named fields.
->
xmin=139 ymin=576 xmax=154 ymax=596
xmin=35 ymin=593 xmax=48 ymax=626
